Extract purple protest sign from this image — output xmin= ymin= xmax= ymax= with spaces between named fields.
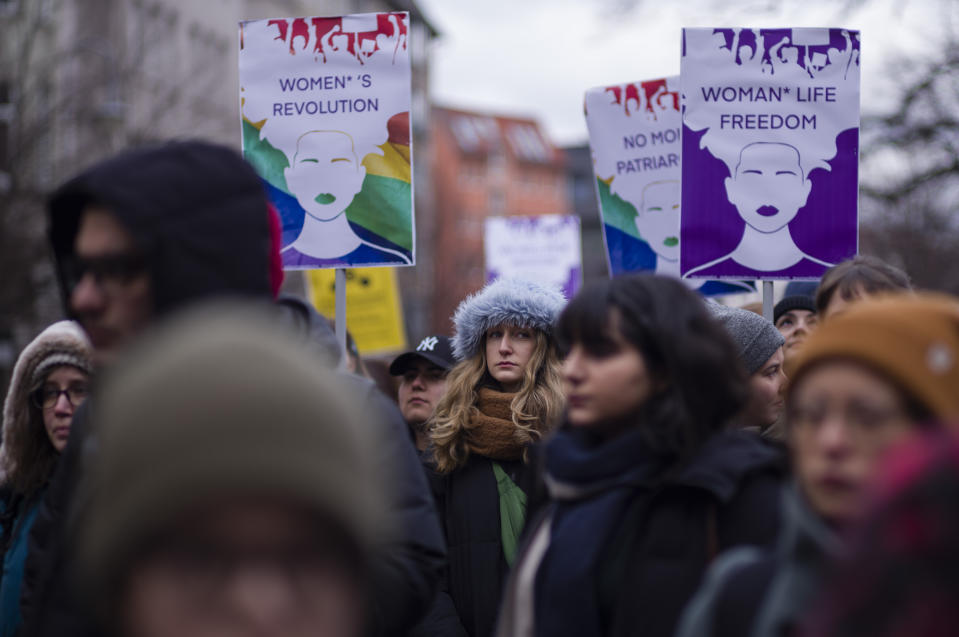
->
xmin=680 ymin=28 xmax=860 ymax=281
xmin=484 ymin=215 xmax=582 ymax=300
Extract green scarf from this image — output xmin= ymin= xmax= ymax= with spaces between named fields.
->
xmin=492 ymin=460 xmax=527 ymax=567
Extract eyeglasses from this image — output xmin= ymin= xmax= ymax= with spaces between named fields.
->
xmin=32 ymin=385 xmax=89 ymax=409
xmin=789 ymin=400 xmax=908 ymax=434
xmin=61 ymin=253 xmax=147 ymax=292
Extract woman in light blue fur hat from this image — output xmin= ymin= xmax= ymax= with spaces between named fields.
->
xmin=425 ymin=277 xmax=565 ymax=637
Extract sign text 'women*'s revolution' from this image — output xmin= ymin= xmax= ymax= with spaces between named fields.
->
xmin=240 ymin=12 xmax=415 ymax=270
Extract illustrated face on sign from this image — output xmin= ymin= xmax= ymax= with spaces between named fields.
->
xmin=284 ymin=131 xmax=367 ymax=222
xmin=634 ymin=180 xmax=680 ymax=261
xmin=725 ymin=142 xmax=812 ymax=234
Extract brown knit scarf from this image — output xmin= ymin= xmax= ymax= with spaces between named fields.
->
xmin=465 ymin=387 xmax=538 ymax=461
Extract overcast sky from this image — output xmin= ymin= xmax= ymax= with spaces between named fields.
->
xmin=416 ymin=0 xmax=949 ymax=146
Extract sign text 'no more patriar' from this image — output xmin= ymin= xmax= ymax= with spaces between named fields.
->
xmin=239 ymin=12 xmax=415 ymax=270
xmin=584 ymin=76 xmax=751 ymax=295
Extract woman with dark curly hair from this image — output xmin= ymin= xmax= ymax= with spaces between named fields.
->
xmin=0 ymin=321 xmax=93 ymax=637
xmin=496 ymin=275 xmax=784 ymax=637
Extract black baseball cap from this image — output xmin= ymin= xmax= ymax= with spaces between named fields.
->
xmin=389 ymin=336 xmax=455 ymax=376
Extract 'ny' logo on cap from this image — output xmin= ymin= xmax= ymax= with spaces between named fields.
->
xmin=417 ymin=336 xmax=439 ymax=352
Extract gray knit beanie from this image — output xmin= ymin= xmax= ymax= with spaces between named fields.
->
xmin=451 ymin=278 xmax=566 ymax=361
xmin=76 ymin=303 xmax=385 ymax=609
xmin=707 ymin=303 xmax=785 ymax=375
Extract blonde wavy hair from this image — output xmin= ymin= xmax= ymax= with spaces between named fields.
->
xmin=429 ymin=328 xmax=564 ymax=474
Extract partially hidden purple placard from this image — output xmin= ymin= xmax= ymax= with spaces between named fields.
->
xmin=484 ymin=215 xmax=582 ymax=300
xmin=680 ymin=28 xmax=860 ymax=280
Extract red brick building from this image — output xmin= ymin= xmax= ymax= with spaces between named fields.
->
xmin=430 ymin=107 xmax=571 ymax=335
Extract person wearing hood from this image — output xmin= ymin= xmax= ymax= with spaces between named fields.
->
xmin=427 ymin=278 xmax=566 ymax=637
xmin=496 ymin=275 xmax=783 ymax=637
xmin=28 ymin=137 xmax=445 ymax=637
xmin=17 ymin=139 xmax=278 ymax=637
xmin=0 ymin=321 xmax=93 ymax=637
xmin=708 ymin=303 xmax=787 ymax=435
xmin=676 ymin=292 xmax=959 ymax=637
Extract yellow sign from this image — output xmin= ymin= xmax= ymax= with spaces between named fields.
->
xmin=306 ymin=268 xmax=407 ymax=355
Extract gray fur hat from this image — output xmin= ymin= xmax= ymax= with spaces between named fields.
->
xmin=707 ymin=303 xmax=785 ymax=375
xmin=451 ymin=278 xmax=566 ymax=361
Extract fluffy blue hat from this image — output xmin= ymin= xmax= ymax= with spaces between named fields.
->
xmin=451 ymin=278 xmax=566 ymax=361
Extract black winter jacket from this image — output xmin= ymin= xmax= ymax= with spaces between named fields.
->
xmin=22 ymin=142 xmax=445 ymax=636
xmin=497 ymin=429 xmax=785 ymax=637
xmin=675 ymin=485 xmax=842 ymax=637
xmin=425 ymin=454 xmax=528 ymax=637
xmin=23 ymin=141 xmax=276 ymax=637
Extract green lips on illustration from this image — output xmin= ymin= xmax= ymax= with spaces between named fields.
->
xmin=315 ymin=193 xmax=336 ymax=204
xmin=663 ymin=237 xmax=679 ymax=247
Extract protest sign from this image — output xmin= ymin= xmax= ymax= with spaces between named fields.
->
xmin=584 ymin=77 xmax=751 ymax=295
xmin=484 ymin=215 xmax=582 ymax=299
xmin=240 ymin=12 xmax=415 ymax=270
xmin=681 ymin=28 xmax=860 ymax=281
xmin=307 ymin=267 xmax=407 ymax=354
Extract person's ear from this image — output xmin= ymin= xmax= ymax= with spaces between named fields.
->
xmin=800 ymin=177 xmax=812 ymax=205
xmin=724 ymin=175 xmax=738 ymax=204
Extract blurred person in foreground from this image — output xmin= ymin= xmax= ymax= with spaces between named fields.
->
xmin=0 ymin=321 xmax=93 ymax=637
xmin=804 ymin=433 xmax=959 ymax=637
xmin=27 ymin=141 xmax=443 ymax=636
xmin=75 ymin=306 xmax=384 ymax=637
xmin=496 ymin=276 xmax=783 ymax=637
xmin=20 ymin=139 xmax=277 ymax=637
xmin=677 ymin=292 xmax=959 ymax=637
xmin=815 ymin=255 xmax=911 ymax=320
xmin=709 ymin=304 xmax=787 ymax=435
xmin=389 ymin=335 xmax=455 ymax=452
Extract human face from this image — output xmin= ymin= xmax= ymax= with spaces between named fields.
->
xmin=71 ymin=206 xmax=153 ymax=365
xmin=123 ymin=497 xmax=362 ymax=637
xmin=485 ymin=325 xmax=536 ymax=393
xmin=562 ymin=325 xmax=655 ymax=437
xmin=788 ymin=361 xmax=915 ymax=526
xmin=775 ymin=309 xmax=818 ymax=361
xmin=634 ymin=181 xmax=680 ymax=261
xmin=39 ymin=366 xmax=89 ymax=453
xmin=724 ymin=143 xmax=812 ymax=233
xmin=283 ymin=131 xmax=366 ymax=222
xmin=823 ymin=285 xmax=867 ymax=321
xmin=742 ymin=348 xmax=786 ymax=429
xmin=397 ymin=358 xmax=448 ymax=429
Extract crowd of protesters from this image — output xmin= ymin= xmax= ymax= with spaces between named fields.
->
xmin=2 ymin=139 xmax=958 ymax=637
